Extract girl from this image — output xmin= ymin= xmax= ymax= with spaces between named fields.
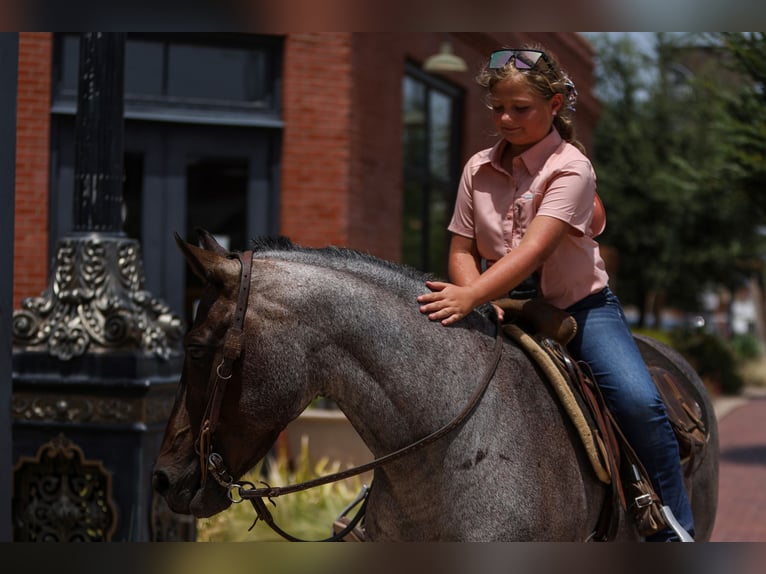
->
xmin=417 ymin=46 xmax=694 ymax=541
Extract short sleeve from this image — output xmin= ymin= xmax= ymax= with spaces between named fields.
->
xmin=535 ymin=159 xmax=597 ymax=236
xmin=447 ymin=161 xmax=476 ymax=239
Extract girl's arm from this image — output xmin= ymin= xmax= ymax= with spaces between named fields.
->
xmin=447 ymin=234 xmax=482 ymax=286
xmin=418 ymin=215 xmax=570 ymax=325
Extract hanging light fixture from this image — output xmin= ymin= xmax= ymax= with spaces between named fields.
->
xmin=423 ymin=40 xmax=467 ymax=73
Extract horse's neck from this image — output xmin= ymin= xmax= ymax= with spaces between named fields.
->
xmin=314 ymin=306 xmax=495 ymax=457
xmin=257 ymin=255 xmax=498 ymax=457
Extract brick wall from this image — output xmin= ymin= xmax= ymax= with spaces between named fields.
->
xmin=13 ymin=32 xmax=52 ymax=309
xmin=280 ymin=32 xmax=412 ymax=262
xmin=346 ymin=33 xmax=406 ymax=262
xmin=279 ymin=33 xmax=354 ymax=248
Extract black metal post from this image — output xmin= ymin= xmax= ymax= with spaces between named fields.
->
xmin=73 ymin=32 xmax=125 ymax=234
xmin=11 ymin=33 xmax=192 ymax=541
xmin=0 ymin=32 xmax=19 ymax=544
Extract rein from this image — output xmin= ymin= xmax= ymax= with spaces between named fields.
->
xmin=196 ymin=250 xmax=504 ymax=541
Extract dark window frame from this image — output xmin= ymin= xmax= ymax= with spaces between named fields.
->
xmin=402 ymin=61 xmax=464 ymax=277
xmin=51 ymin=33 xmax=284 ymax=128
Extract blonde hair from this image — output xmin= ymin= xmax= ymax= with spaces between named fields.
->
xmin=477 ymin=44 xmax=585 ymax=154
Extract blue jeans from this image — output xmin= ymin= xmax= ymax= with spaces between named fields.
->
xmin=566 ymin=287 xmax=694 ymax=540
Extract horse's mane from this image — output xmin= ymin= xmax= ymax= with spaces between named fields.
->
xmin=250 ymin=235 xmax=435 ymax=288
xmin=248 ymin=236 xmax=496 ymax=330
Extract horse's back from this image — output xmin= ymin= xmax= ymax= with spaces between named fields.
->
xmin=633 ymin=334 xmax=719 ymax=541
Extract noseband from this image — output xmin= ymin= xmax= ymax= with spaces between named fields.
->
xmin=193 ymin=248 xmax=504 ymax=541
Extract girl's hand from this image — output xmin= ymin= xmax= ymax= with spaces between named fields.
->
xmin=417 ymin=281 xmax=478 ymax=326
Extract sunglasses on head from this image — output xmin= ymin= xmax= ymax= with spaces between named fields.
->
xmin=488 ymin=49 xmax=549 ymax=70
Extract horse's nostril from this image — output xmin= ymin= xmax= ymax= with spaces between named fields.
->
xmin=152 ymin=470 xmax=170 ymax=495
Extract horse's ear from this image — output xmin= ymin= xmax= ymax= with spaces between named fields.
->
xmin=195 ymin=228 xmax=230 ymax=256
xmin=174 ymin=232 xmax=238 ymax=285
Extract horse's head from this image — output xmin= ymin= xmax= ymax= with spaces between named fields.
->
xmin=152 ymin=231 xmax=314 ymax=517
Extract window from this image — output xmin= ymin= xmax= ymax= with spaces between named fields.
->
xmin=52 ymin=33 xmax=283 ymax=126
xmin=401 ymin=64 xmax=463 ymax=278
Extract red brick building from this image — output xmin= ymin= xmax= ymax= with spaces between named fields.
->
xmin=12 ymin=32 xmax=599 ymax=322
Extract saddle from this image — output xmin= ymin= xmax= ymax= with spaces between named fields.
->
xmin=498 ymin=298 xmax=709 ymax=540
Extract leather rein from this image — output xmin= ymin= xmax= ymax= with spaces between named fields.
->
xmin=194 ymin=250 xmax=504 ymax=541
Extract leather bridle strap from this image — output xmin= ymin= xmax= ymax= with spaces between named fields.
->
xmin=196 ymin=250 xmax=253 ymax=485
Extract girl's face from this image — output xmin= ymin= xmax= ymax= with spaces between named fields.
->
xmin=488 ymin=76 xmax=563 ymax=155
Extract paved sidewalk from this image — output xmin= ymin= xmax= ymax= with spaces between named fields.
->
xmin=709 ymin=387 xmax=766 ymax=542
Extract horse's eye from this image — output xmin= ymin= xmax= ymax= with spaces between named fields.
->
xmin=187 ymin=346 xmax=210 ymax=360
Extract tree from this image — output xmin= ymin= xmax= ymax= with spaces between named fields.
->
xmin=712 ymin=33 xmax=766 ymax=219
xmin=709 ymin=32 xmax=766 ymax=342
xmin=590 ymin=33 xmax=762 ymax=328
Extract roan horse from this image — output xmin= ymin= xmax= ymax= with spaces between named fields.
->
xmin=152 ymin=229 xmax=718 ymax=541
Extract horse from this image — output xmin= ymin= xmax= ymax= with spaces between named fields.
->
xmin=152 ymin=229 xmax=719 ymax=541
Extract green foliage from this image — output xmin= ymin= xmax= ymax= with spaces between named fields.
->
xmin=729 ymin=333 xmax=764 ymax=360
xmin=196 ymin=437 xmax=364 ymax=542
xmin=712 ymin=33 xmax=766 ymax=221
xmin=590 ymin=33 xmax=766 ymax=324
xmin=670 ymin=328 xmax=744 ymax=395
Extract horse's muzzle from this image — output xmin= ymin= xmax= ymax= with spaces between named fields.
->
xmin=152 ymin=462 xmax=232 ymax=518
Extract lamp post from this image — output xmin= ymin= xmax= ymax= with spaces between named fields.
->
xmin=11 ymin=33 xmax=192 ymax=541
xmin=73 ymin=33 xmax=125 ymax=234
xmin=0 ymin=32 xmax=19 ymax=544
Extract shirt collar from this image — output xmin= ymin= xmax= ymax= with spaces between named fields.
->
xmin=487 ymin=128 xmax=564 ymax=174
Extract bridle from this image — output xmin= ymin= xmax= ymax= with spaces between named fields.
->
xmin=193 ymin=249 xmax=504 ymax=541
xmin=194 ymin=249 xmax=253 ymax=488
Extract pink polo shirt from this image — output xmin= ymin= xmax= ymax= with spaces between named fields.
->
xmin=448 ymin=129 xmax=609 ymax=309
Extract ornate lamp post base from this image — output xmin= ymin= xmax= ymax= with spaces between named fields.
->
xmin=11 ymin=233 xmax=192 ymax=541
xmin=13 ymin=234 xmax=182 ymax=361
